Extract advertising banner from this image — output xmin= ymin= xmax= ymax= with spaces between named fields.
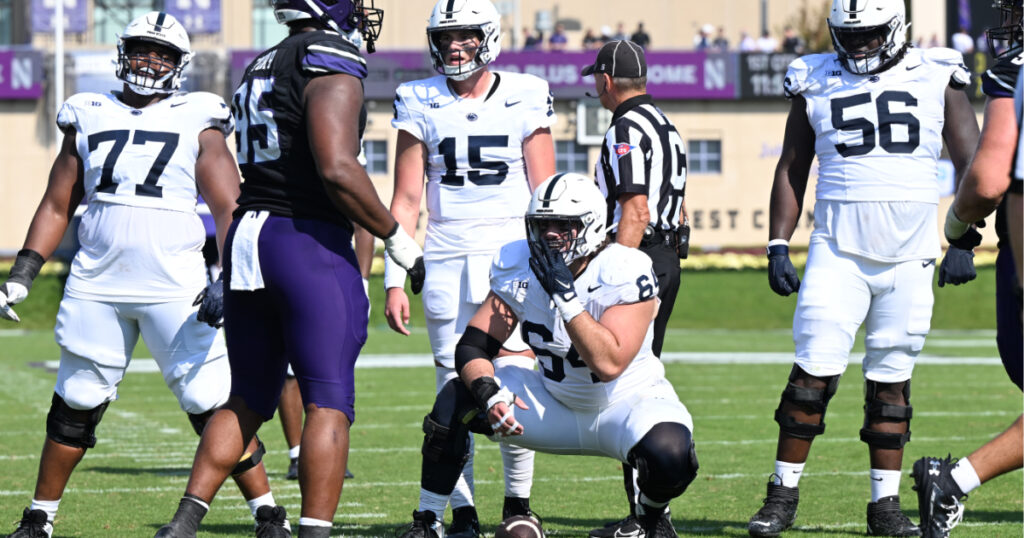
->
xmin=31 ymin=0 xmax=87 ymax=33
xmin=165 ymin=0 xmax=222 ymax=34
xmin=0 ymin=49 xmax=44 ymax=99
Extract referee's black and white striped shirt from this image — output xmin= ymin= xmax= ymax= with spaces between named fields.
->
xmin=596 ymin=94 xmax=687 ymax=232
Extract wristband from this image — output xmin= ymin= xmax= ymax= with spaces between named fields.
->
xmin=9 ymin=249 xmax=44 ymax=290
xmin=469 ymin=376 xmax=501 ymax=410
xmin=943 ymin=205 xmax=970 ymax=241
xmin=553 ymin=294 xmax=585 ymax=323
xmin=383 ymin=252 xmax=408 ymax=290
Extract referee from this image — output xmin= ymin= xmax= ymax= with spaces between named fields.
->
xmin=581 ymin=40 xmax=690 ymax=538
xmin=584 ymin=39 xmax=688 ymax=358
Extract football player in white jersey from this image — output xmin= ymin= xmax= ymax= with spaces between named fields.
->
xmin=385 ymin=1 xmax=555 ymax=536
xmin=0 ymin=12 xmax=289 ymax=538
xmin=398 ymin=173 xmax=697 ymax=538
xmin=748 ymin=1 xmax=980 ymax=536
xmin=912 ymin=3 xmax=1024 ymax=536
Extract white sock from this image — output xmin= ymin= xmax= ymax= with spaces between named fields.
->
xmin=869 ymin=469 xmax=902 ymax=502
xmin=638 ymin=492 xmax=669 ymax=509
xmin=29 ymin=499 xmax=60 ymax=523
xmin=418 ymin=488 xmax=449 ymax=522
xmin=501 ymin=444 xmax=535 ymax=498
xmin=774 ymin=461 xmax=805 ymax=488
xmin=450 ymin=436 xmax=475 ymax=509
xmin=952 ymin=457 xmax=981 ymax=495
xmin=289 ymin=445 xmax=301 ymax=459
xmin=298 ymin=517 xmax=332 ymax=528
xmin=246 ymin=492 xmax=276 ymax=517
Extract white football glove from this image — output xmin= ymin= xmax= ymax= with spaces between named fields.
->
xmin=0 ymin=281 xmax=28 ymax=322
xmin=383 ymin=225 xmax=423 ymax=272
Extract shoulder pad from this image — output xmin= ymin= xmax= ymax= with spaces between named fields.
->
xmin=783 ymin=54 xmax=835 ymax=98
xmin=183 ymin=91 xmax=234 ymax=136
xmin=982 ymin=55 xmax=1021 ymax=98
xmin=490 ymin=240 xmax=533 ymax=311
xmin=395 ymin=77 xmax=446 ymax=110
xmin=302 ymin=35 xmax=367 ymax=79
xmin=594 ymin=244 xmax=654 ymax=289
xmin=56 ymin=92 xmax=106 ymax=130
xmin=920 ymin=47 xmax=971 ymax=88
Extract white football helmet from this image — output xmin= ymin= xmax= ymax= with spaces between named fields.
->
xmin=827 ymin=0 xmax=908 ymax=75
xmin=116 ymin=11 xmax=192 ymax=95
xmin=526 ymin=173 xmax=608 ymax=265
xmin=427 ymin=0 xmax=502 ymax=81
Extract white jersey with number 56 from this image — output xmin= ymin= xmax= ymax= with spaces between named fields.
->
xmin=491 ymin=241 xmax=663 ymax=411
xmin=56 ymin=91 xmax=233 ymax=303
xmin=784 ymin=47 xmax=969 ymax=262
xmin=393 ymin=72 xmax=555 ymax=257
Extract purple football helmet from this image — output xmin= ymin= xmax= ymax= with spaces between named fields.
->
xmin=273 ymin=0 xmax=383 ymax=52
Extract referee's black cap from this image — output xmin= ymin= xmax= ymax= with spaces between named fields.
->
xmin=581 ymin=40 xmax=647 ymax=78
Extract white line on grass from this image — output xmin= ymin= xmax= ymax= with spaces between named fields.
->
xmin=37 ymin=352 xmax=1004 ymax=374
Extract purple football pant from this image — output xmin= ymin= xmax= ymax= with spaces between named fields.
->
xmin=223 ymin=215 xmax=369 ymax=422
xmin=995 ymin=243 xmax=1023 ymax=391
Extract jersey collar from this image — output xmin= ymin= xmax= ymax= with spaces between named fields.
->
xmin=612 ymin=94 xmax=653 ymax=122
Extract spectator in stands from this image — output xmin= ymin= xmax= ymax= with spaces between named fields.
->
xmin=927 ymin=33 xmax=941 ymax=48
xmin=739 ymin=30 xmax=757 ymax=51
xmin=712 ymin=26 xmax=730 ymax=51
xmin=549 ymin=23 xmax=568 ymax=52
xmin=952 ymin=26 xmax=974 ymax=54
xmin=522 ymin=27 xmax=543 ymax=50
xmin=600 ymin=25 xmax=614 ymax=44
xmin=583 ymin=28 xmax=602 ymax=50
xmin=694 ymin=23 xmax=714 ymax=50
xmin=756 ymin=30 xmax=778 ymax=52
xmin=631 ymin=22 xmax=650 ymax=49
xmin=613 ymin=22 xmax=628 ymax=41
xmin=781 ymin=25 xmax=805 ymax=54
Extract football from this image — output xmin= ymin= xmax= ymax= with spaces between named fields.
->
xmin=494 ymin=515 xmax=545 ymax=538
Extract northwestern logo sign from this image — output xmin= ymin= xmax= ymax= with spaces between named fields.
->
xmin=0 ymin=50 xmax=44 ymax=100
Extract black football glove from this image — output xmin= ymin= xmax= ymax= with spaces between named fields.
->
xmin=408 ymin=256 xmax=425 ymax=295
xmin=938 ymin=227 xmax=982 ymax=288
xmin=194 ymin=275 xmax=224 ymax=328
xmin=767 ymin=244 xmax=800 ymax=297
xmin=528 ymin=240 xmax=577 ymax=302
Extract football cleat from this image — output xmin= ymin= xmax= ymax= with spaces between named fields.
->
xmin=446 ymin=506 xmax=480 ymax=538
xmin=748 ymin=475 xmax=799 ymax=537
xmin=397 ymin=510 xmax=445 ymax=538
xmin=7 ymin=508 xmax=52 ymax=538
xmin=636 ymin=504 xmax=677 ymax=538
xmin=502 ymin=497 xmax=535 ymax=521
xmin=866 ymin=495 xmax=920 ymax=536
xmin=154 ymin=495 xmax=208 ymax=538
xmin=254 ymin=505 xmax=292 ymax=537
xmin=286 ymin=457 xmax=299 ymax=480
xmin=588 ymin=514 xmax=641 ymax=538
xmin=912 ymin=456 xmax=966 ymax=538
xmin=345 ymin=468 xmax=355 ymax=479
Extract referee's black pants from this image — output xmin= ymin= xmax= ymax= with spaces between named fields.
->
xmin=640 ymin=241 xmax=681 ymax=358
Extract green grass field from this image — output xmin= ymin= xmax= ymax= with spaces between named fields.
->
xmin=0 ymin=270 xmax=1020 ymax=537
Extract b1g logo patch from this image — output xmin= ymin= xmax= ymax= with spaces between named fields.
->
xmin=614 ymin=143 xmax=635 ymax=156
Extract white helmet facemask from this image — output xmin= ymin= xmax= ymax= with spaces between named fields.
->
xmin=427 ymin=0 xmax=502 ymax=81
xmin=115 ymin=11 xmax=192 ymax=95
xmin=526 ymin=173 xmax=608 ymax=265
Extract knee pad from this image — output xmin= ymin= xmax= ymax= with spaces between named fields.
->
xmin=187 ymin=410 xmax=216 ymax=436
xmin=231 ymin=436 xmax=266 ymax=477
xmin=421 ymin=379 xmax=480 ymax=465
xmin=859 ymin=379 xmax=912 ymax=449
xmin=627 ymin=422 xmax=699 ymax=503
xmin=46 ymin=393 xmax=109 ymax=449
xmin=774 ymin=365 xmax=841 ymax=439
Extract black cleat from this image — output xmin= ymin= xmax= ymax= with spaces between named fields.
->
xmin=588 ymin=515 xmax=641 ymax=538
xmin=446 ymin=506 xmax=479 ymax=538
xmin=912 ymin=456 xmax=966 ymax=538
xmin=255 ymin=505 xmax=292 ymax=537
xmin=397 ymin=510 xmax=444 ymax=538
xmin=502 ymin=497 xmax=534 ymax=520
xmin=748 ymin=475 xmax=799 ymax=537
xmin=636 ymin=504 xmax=677 ymax=538
xmin=867 ymin=495 xmax=920 ymax=536
xmin=7 ymin=508 xmax=51 ymax=538
xmin=286 ymin=457 xmax=299 ymax=480
xmin=296 ymin=526 xmax=331 ymax=538
xmin=345 ymin=468 xmax=355 ymax=479
xmin=154 ymin=495 xmax=208 ymax=538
